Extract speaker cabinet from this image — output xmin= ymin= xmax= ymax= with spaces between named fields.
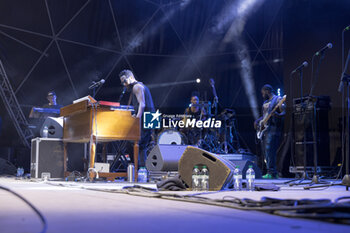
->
xmin=293 ymin=96 xmax=331 ymax=166
xmin=146 ymin=145 xmax=188 ymax=171
xmin=40 ymin=117 xmax=63 ymax=138
xmin=30 ymin=138 xmax=84 ymax=178
xmin=230 ymin=160 xmax=262 ymax=179
xmin=178 ymin=146 xmax=235 ymax=191
xmin=31 ymin=138 xmax=64 ymax=178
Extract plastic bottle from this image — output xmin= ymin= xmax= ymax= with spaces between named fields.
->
xmin=201 ymin=166 xmax=209 ymax=191
xmin=191 ymin=165 xmax=201 ymax=191
xmin=16 ymin=167 xmax=21 ymax=177
xmin=42 ymin=126 xmax=48 ymax=138
xmin=143 ymin=167 xmax=148 ymax=182
xmin=137 ymin=167 xmax=148 ymax=183
xmin=246 ymin=165 xmax=255 ymax=191
xmin=233 ymin=165 xmax=242 ymax=191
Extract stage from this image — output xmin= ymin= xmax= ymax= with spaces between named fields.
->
xmin=1 ymin=177 xmax=349 ymax=233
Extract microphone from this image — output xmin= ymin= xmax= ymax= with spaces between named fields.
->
xmin=291 ymin=61 xmax=308 ymax=74
xmin=315 ymin=43 xmax=332 ymax=56
xmin=88 ymin=79 xmax=105 ymax=89
xmin=118 ymin=87 xmax=127 ymax=102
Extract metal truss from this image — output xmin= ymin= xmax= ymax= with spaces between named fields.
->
xmin=0 ymin=0 xmax=284 ymax=135
xmin=0 ymin=59 xmax=33 ymax=148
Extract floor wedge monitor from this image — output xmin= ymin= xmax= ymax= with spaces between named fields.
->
xmin=178 ymin=146 xmax=235 ymax=191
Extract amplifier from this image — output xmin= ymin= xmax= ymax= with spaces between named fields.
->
xmin=31 ymin=138 xmax=64 ymax=179
xmin=30 ymin=138 xmax=84 ymax=179
xmin=293 ymin=96 xmax=331 ymax=112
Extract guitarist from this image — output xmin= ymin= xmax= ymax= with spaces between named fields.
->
xmin=254 ymin=84 xmax=285 ymax=179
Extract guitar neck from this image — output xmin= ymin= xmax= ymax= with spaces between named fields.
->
xmin=264 ymin=104 xmax=280 ymax=123
xmin=262 ymin=96 xmax=286 ymax=124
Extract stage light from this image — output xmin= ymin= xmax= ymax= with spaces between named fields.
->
xmin=219 ymin=0 xmax=264 ymax=120
xmin=196 ymin=78 xmax=201 ymax=83
xmin=148 ymin=79 xmax=199 ymax=89
xmin=273 ymin=58 xmax=283 ymax=63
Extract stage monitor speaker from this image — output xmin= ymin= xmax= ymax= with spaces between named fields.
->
xmin=219 ymin=154 xmax=261 ymax=179
xmin=40 ymin=117 xmax=63 ymax=138
xmin=230 ymin=160 xmax=262 ymax=179
xmin=0 ymin=158 xmax=16 ymax=175
xmin=146 ymin=145 xmax=188 ymax=171
xmin=178 ymin=146 xmax=235 ymax=191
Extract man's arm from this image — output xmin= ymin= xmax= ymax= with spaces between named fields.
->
xmin=133 ymin=84 xmax=145 ymax=118
xmin=254 ymin=116 xmax=263 ymax=130
xmin=182 ymin=108 xmax=189 ymax=122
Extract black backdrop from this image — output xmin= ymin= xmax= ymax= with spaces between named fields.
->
xmin=0 ymin=0 xmax=284 ymax=154
xmin=283 ymin=0 xmax=350 ymax=167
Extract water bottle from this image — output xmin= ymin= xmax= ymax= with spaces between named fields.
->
xmin=127 ymin=164 xmax=135 ymax=182
xmin=246 ymin=165 xmax=255 ymax=191
xmin=233 ymin=166 xmax=242 ymax=191
xmin=137 ymin=167 xmax=148 ymax=183
xmin=201 ymin=166 xmax=209 ymax=191
xmin=16 ymin=167 xmax=22 ymax=177
xmin=191 ymin=166 xmax=201 ymax=191
xmin=16 ymin=167 xmax=24 ymax=178
xmin=42 ymin=126 xmax=48 ymax=138
xmin=143 ymin=167 xmax=148 ymax=183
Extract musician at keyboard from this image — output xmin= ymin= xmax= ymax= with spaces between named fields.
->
xmin=119 ymin=69 xmax=155 ymax=167
xmin=42 ymin=91 xmax=62 ymax=114
xmin=28 ymin=91 xmax=62 ymax=136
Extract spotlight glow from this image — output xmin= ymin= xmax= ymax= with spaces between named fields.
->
xmin=196 ymin=78 xmax=201 ymax=83
xmin=219 ymin=0 xmax=265 ymax=120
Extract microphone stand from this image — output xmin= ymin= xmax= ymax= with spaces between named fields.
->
xmin=211 ymin=85 xmax=219 ymax=116
xmin=287 ymin=67 xmax=312 ymax=185
xmin=306 ymin=49 xmax=350 ymax=191
xmin=300 ymin=51 xmax=330 ymax=188
xmin=89 ymin=80 xmax=104 ymax=98
xmin=118 ymin=87 xmax=127 ymax=103
xmin=89 ymin=81 xmax=98 ymax=98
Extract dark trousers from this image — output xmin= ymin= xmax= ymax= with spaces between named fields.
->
xmin=262 ymin=126 xmax=281 ymax=176
xmin=138 ymin=129 xmax=152 ymax=167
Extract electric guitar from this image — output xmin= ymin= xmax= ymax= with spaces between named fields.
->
xmin=256 ymin=95 xmax=286 ymax=140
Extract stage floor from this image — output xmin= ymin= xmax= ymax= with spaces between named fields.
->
xmin=0 ymin=177 xmax=349 ymax=233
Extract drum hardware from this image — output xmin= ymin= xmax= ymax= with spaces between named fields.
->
xmin=157 ymin=129 xmax=186 ymax=145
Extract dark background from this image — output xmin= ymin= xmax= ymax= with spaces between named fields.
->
xmin=0 ymin=0 xmax=349 ymax=173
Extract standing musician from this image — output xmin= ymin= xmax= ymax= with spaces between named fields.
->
xmin=119 ymin=69 xmax=155 ymax=167
xmin=254 ymin=84 xmax=285 ymax=179
xmin=183 ymin=92 xmax=206 ymax=145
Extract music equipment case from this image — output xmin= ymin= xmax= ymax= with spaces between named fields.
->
xmin=30 ymin=138 xmax=84 ymax=178
xmin=30 ymin=138 xmax=65 ymax=179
